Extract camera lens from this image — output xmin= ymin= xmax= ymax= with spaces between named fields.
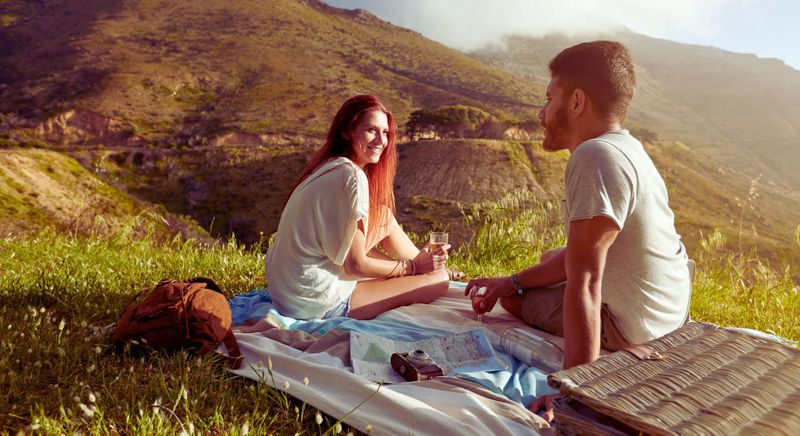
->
xmin=409 ymin=350 xmax=429 ymax=361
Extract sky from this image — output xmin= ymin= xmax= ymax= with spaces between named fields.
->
xmin=325 ymin=0 xmax=800 ymax=70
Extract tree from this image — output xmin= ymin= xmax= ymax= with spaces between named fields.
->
xmin=405 ymin=105 xmax=491 ymax=139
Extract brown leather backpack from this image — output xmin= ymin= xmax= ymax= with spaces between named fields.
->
xmin=113 ymin=277 xmax=242 ymax=369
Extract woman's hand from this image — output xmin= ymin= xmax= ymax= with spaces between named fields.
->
xmin=411 ymin=243 xmax=450 ymax=274
xmin=464 ymin=276 xmax=515 ymax=314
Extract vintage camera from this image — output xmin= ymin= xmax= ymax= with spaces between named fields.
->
xmin=390 ymin=349 xmax=444 ymax=382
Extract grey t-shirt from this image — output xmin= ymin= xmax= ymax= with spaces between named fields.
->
xmin=564 ymin=129 xmax=691 ymax=344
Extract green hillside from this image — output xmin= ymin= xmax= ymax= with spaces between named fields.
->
xmin=2 ymin=200 xmax=796 ymax=433
xmin=646 ymin=141 xmax=800 ymax=264
xmin=0 ymin=0 xmax=541 ymax=143
xmin=0 ymin=148 xmax=207 ymax=240
xmin=470 ymin=30 xmax=800 ymax=193
xmin=399 ymin=138 xmax=800 ymax=265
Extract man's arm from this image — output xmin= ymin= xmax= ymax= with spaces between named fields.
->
xmin=563 ymin=215 xmax=619 ymax=369
xmin=464 ymin=246 xmax=567 ymax=314
xmin=518 ymin=246 xmax=567 ymax=288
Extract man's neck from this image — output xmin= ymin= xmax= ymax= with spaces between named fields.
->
xmin=567 ymin=120 xmax=622 ymax=153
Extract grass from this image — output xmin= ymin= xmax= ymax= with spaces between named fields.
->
xmin=690 ymin=228 xmax=800 ymax=339
xmin=1 ymin=193 xmax=798 ymax=433
xmin=0 ymin=227 xmax=360 ymax=434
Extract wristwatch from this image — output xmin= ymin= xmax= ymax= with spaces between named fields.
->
xmin=510 ymin=274 xmax=525 ymax=296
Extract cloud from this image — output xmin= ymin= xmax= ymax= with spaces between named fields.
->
xmin=325 ymin=0 xmax=733 ymax=51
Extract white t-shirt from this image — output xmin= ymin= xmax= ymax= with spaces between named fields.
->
xmin=265 ymin=157 xmax=370 ymax=319
xmin=565 ymin=129 xmax=691 ymax=345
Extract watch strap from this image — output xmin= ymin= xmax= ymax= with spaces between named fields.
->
xmin=510 ymin=274 xmax=524 ymax=295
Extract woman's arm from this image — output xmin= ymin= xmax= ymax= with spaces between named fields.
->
xmin=377 ymin=214 xmax=421 ymax=260
xmin=344 ymin=220 xmax=446 ymax=278
xmin=344 ymin=220 xmax=411 ymax=278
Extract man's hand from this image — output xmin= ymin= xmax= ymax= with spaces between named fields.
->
xmin=529 ymin=394 xmax=560 ymax=422
xmin=464 ymin=276 xmax=514 ymax=314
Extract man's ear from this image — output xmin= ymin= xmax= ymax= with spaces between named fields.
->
xmin=570 ymin=88 xmax=587 ymax=116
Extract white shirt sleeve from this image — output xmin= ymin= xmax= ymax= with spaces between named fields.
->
xmin=565 ymin=139 xmax=636 ymax=230
xmin=318 ymin=164 xmax=369 ymax=265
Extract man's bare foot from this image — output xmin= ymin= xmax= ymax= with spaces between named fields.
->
xmin=447 ymin=268 xmax=465 ymax=281
xmin=529 ymin=394 xmax=560 ymax=423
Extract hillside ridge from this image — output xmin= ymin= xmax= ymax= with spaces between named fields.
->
xmin=0 ymin=0 xmax=542 ymax=146
xmin=0 ymin=148 xmax=207 ymax=239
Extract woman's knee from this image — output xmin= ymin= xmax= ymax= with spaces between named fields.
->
xmin=431 ymin=268 xmax=450 ymax=294
xmin=417 ymin=269 xmax=449 ymax=302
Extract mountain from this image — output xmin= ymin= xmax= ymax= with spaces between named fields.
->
xmin=69 ymin=145 xmax=313 ymax=245
xmin=0 ymin=0 xmax=541 ymax=143
xmin=470 ymin=30 xmax=800 ymax=193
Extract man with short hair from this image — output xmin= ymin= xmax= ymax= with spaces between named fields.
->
xmin=467 ymin=41 xmax=691 ymax=376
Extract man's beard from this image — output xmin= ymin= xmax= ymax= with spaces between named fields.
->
xmin=541 ymin=107 xmax=570 ymax=152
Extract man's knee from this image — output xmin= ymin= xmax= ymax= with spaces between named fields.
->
xmin=500 ymin=295 xmax=525 ymax=319
xmin=540 ymin=246 xmax=565 ymax=263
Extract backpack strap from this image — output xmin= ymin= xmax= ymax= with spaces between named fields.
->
xmin=179 ymin=282 xmax=193 ymax=339
xmin=222 ymin=329 xmax=243 ymax=369
xmin=201 ymin=328 xmax=243 ymax=369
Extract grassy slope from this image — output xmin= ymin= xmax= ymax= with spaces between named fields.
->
xmin=0 ymin=148 xmax=207 ymax=240
xmin=470 ymin=31 xmax=800 ymax=192
xmin=646 ymin=141 xmax=800 ymax=264
xmin=69 ymin=139 xmax=562 ymax=246
xmin=394 ymin=139 xmax=566 ymax=245
xmin=0 ymin=0 xmax=542 ymax=140
xmin=70 ymin=145 xmax=315 ymax=245
xmin=396 ymin=138 xmax=800 ymax=266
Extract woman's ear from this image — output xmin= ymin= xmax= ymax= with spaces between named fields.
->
xmin=342 ymin=129 xmax=352 ymax=141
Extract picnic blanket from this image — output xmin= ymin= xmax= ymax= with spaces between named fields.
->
xmin=225 ymin=282 xmax=561 ymax=435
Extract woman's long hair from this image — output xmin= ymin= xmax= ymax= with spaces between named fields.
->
xmin=287 ymin=95 xmax=398 ymax=245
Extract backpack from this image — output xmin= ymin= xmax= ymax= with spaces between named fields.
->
xmin=112 ymin=277 xmax=242 ymax=369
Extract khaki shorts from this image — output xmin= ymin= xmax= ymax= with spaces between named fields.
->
xmin=520 ymin=282 xmax=633 ymax=351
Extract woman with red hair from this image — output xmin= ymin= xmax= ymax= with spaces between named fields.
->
xmin=265 ymin=95 xmax=450 ymax=320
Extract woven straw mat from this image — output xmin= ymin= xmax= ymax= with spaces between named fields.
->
xmin=547 ymin=322 xmax=800 ymax=435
